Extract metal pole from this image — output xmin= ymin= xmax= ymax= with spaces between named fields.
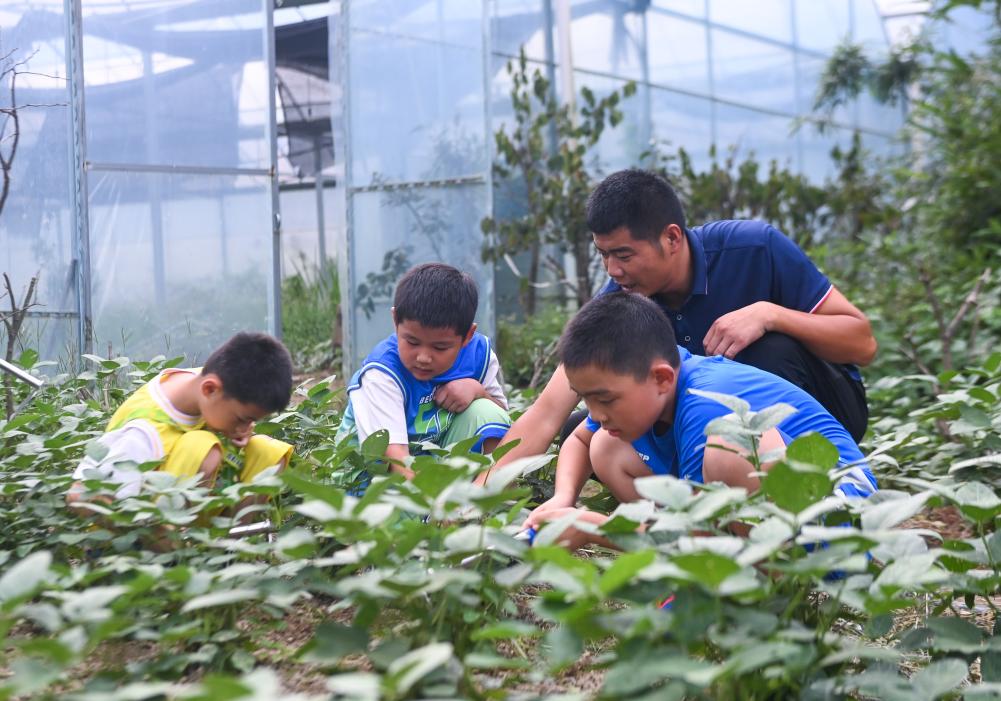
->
xmin=313 ymin=138 xmax=328 ymax=267
xmin=554 ymin=0 xmax=576 ymax=118
xmin=265 ymin=0 xmax=283 ymax=338
xmin=335 ymin=0 xmax=357 ymax=374
xmin=143 ymin=50 xmax=167 ymax=307
xmin=0 ymin=359 xmax=44 ymax=389
xmin=63 ymin=0 xmax=92 ymax=355
xmin=481 ymin=0 xmax=495 ymax=338
xmin=542 ymin=0 xmax=559 ymax=151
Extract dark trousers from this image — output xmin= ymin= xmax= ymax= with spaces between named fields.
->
xmin=735 ymin=332 xmax=868 ymax=443
xmin=559 ymin=332 xmax=868 ymax=445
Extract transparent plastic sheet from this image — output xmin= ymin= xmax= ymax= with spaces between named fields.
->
xmin=336 ymin=1 xmax=493 ymax=371
xmin=87 ymin=170 xmax=274 ymax=364
xmin=0 ymin=3 xmax=77 ymax=363
xmin=80 ymin=0 xmax=270 ymax=171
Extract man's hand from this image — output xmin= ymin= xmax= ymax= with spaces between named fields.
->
xmin=703 ymin=301 xmax=776 ymax=359
xmin=523 ymin=506 xmax=609 ymax=551
xmin=434 ymin=378 xmax=484 ymax=414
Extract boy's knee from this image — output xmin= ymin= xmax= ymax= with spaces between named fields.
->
xmin=461 ymin=397 xmax=510 ymax=421
xmin=163 ymin=430 xmax=224 ymax=481
xmin=589 ymin=430 xmax=639 ymax=480
xmin=198 ymin=444 xmax=223 ymax=484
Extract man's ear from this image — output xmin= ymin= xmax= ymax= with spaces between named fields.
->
xmin=660 ymin=223 xmax=684 ymax=252
xmin=462 ymin=322 xmax=477 ymax=346
xmin=651 ymin=362 xmax=676 ymax=391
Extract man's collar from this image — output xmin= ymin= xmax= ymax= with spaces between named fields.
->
xmin=685 ymin=227 xmax=708 ymax=297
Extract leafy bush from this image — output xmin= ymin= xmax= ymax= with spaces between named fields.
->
xmin=3 ymin=348 xmax=1001 ymax=700
xmin=494 ymin=306 xmax=570 ymax=390
xmin=282 ymin=256 xmax=340 ymax=372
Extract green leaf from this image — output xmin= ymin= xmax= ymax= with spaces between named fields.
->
xmin=748 ymin=403 xmax=798 ymax=433
xmin=672 ymin=551 xmax=741 ymax=588
xmin=325 ymin=673 xmax=380 ymax=701
xmin=181 ymin=589 xmax=258 ymax=613
xmin=0 ymin=551 xmax=51 ymax=605
xmin=361 ymin=429 xmax=390 ymax=459
xmin=953 ymin=482 xmax=1001 ymax=523
xmin=761 ymin=461 xmax=832 ymax=513
xmin=861 ymin=492 xmax=930 ymax=531
xmin=544 ymin=626 xmax=582 ymax=670
xmin=386 ymin=642 xmax=453 ymax=695
xmin=463 ymin=652 xmax=531 ymax=670
xmin=599 ymin=550 xmax=655 ymax=595
xmin=926 ymin=616 xmax=984 ymax=651
xmin=300 ymin=622 xmax=369 ymax=663
xmin=282 ymin=472 xmax=344 ymax=507
xmin=911 ymin=658 xmax=970 ymax=700
xmin=786 ymin=432 xmax=840 ymax=470
xmin=471 ymin=621 xmax=541 ymax=641
xmin=687 ymin=389 xmax=750 ymax=417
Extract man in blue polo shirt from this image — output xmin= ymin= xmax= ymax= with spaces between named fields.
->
xmin=521 ymin=293 xmax=876 ymax=551
xmin=496 ymin=169 xmax=875 ymax=515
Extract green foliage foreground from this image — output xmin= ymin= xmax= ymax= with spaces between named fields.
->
xmin=2 ymin=352 xmax=1001 ymax=700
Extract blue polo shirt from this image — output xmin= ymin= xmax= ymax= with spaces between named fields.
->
xmin=597 ymin=220 xmax=860 ymax=380
xmin=598 ymin=354 xmax=876 ymax=499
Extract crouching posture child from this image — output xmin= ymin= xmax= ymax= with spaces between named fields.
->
xmin=335 ymin=263 xmax=511 ymax=486
xmin=525 ymin=292 xmax=877 ymax=550
xmin=68 ymin=332 xmax=294 ymax=505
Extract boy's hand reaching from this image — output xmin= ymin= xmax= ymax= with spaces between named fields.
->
xmin=434 ymin=378 xmax=485 ymax=414
xmin=523 ymin=506 xmax=609 ymax=551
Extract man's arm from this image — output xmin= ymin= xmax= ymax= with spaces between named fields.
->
xmin=494 ymin=364 xmax=580 ymax=466
xmin=703 ymin=288 xmax=877 ymax=366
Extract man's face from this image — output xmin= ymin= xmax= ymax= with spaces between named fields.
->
xmin=396 ymin=319 xmax=471 ymax=380
xmin=199 ymin=379 xmax=269 ymax=441
xmin=593 ymin=225 xmax=679 ymax=298
xmin=566 ymin=362 xmax=675 ymax=443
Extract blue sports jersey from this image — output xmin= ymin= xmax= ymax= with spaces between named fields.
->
xmin=592 ymin=355 xmax=877 ymax=498
xmin=341 ymin=332 xmax=494 ymax=445
xmin=597 ymin=220 xmax=860 ymax=382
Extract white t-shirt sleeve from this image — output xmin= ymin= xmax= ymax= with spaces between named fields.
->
xmin=349 ymin=370 xmax=410 ymax=445
xmin=72 ymin=419 xmax=163 ymax=499
xmin=481 ymin=350 xmax=509 ymax=410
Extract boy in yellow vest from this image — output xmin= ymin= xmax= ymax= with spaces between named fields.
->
xmin=68 ymin=332 xmax=294 ymax=504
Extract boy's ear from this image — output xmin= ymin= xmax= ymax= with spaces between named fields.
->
xmin=390 ymin=306 xmax=397 ymax=326
xmin=200 ymin=373 xmax=224 ymax=397
xmin=651 ymin=362 xmax=676 ymax=391
xmin=462 ymin=322 xmax=477 ymax=346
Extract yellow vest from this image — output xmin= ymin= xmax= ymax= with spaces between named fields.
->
xmin=106 ymin=368 xmax=205 ymax=458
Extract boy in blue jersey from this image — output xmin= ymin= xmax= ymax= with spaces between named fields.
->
xmin=336 ymin=263 xmax=511 ymax=482
xmin=524 ymin=292 xmax=876 ymax=550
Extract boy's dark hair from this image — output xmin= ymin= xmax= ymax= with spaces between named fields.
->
xmin=559 ymin=292 xmax=680 ymax=380
xmin=586 ymin=169 xmax=686 ymax=243
xmin=393 ymin=263 xmax=478 ymax=336
xmin=202 ymin=332 xmax=293 ymax=412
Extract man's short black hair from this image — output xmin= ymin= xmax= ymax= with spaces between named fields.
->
xmin=586 ymin=169 xmax=686 ymax=242
xmin=559 ymin=292 xmax=680 ymax=380
xmin=202 ymin=332 xmax=293 ymax=413
xmin=393 ymin=263 xmax=478 ymax=336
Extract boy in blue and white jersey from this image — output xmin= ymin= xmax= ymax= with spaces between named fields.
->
xmin=524 ymin=292 xmax=876 ymax=550
xmin=336 ymin=263 xmax=510 ymax=484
